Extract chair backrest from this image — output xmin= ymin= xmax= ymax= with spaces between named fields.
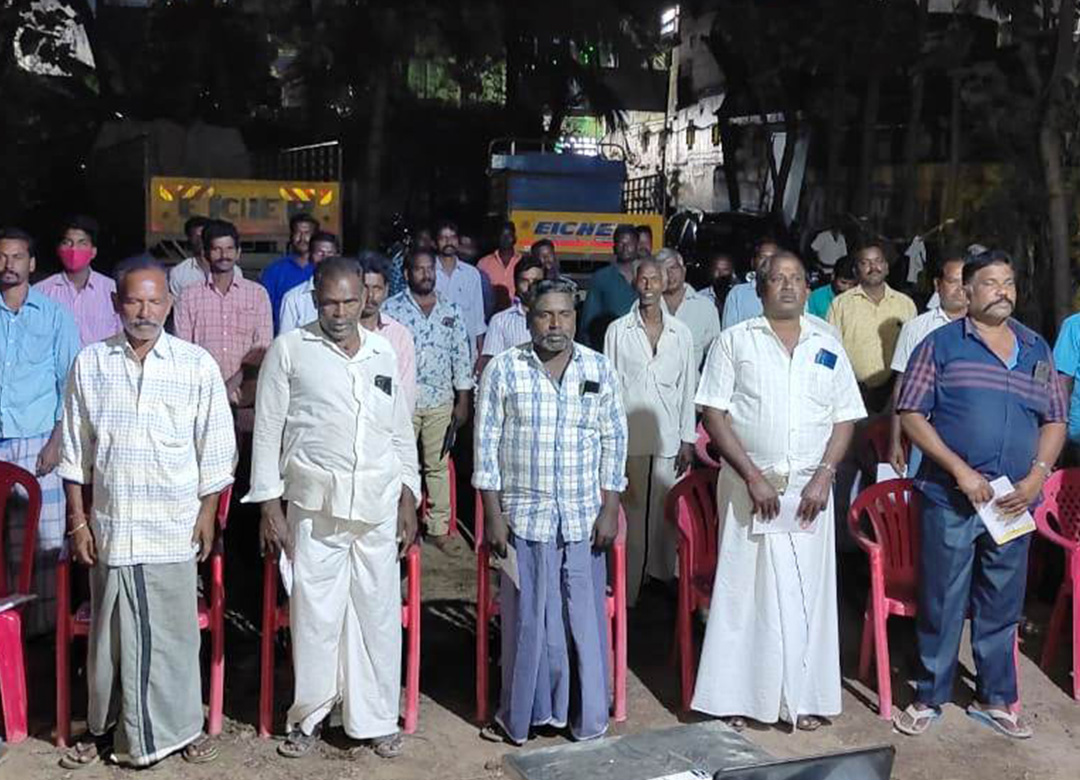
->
xmin=216 ymin=485 xmax=233 ymax=531
xmin=694 ymin=423 xmax=723 ymax=469
xmin=848 ymin=478 xmax=920 ymax=590
xmin=1034 ymin=468 xmax=1080 ymax=545
xmin=0 ymin=461 xmax=43 ymax=598
xmin=665 ymin=468 xmax=719 ymax=582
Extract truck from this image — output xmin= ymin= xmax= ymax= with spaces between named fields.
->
xmin=486 ymin=138 xmax=664 ymax=283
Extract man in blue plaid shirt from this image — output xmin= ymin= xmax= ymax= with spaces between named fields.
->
xmin=473 ymin=278 xmax=628 ymax=746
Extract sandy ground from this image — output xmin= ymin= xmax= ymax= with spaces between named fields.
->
xmin=4 ymin=518 xmax=1079 ymax=780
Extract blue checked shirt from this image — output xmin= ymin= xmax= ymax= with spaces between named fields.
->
xmin=383 ymin=290 xmax=473 ymax=410
xmin=58 ymin=333 xmax=237 ymax=566
xmin=473 ymin=343 xmax=628 ymax=542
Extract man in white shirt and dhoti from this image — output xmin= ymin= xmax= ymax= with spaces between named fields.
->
xmin=692 ymin=251 xmax=866 ymax=731
xmin=604 ymin=257 xmax=697 ymax=605
xmin=245 ymin=256 xmax=420 ymax=760
xmin=58 ymin=256 xmax=236 ymax=769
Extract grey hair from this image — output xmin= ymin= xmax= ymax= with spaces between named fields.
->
xmin=754 ymin=251 xmax=807 ymax=297
xmin=529 ymin=278 xmax=578 ymax=307
xmin=655 ymin=247 xmax=683 ymax=266
xmin=114 ymin=254 xmax=168 ymax=293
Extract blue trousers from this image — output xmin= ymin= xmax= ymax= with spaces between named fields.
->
xmin=915 ymin=498 xmax=1029 ymax=707
xmin=497 ymin=533 xmax=610 ymax=744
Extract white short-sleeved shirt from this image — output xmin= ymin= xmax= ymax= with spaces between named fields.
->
xmin=890 ymin=306 xmax=959 ymax=374
xmin=664 ymin=284 xmax=721 ymax=368
xmin=695 ymin=315 xmax=866 ymax=477
xmin=810 ymin=230 xmax=848 ymax=270
xmin=482 ymin=301 xmax=529 ymax=356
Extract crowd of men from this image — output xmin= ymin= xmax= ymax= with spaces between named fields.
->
xmin=0 ymin=208 xmax=1069 ymax=768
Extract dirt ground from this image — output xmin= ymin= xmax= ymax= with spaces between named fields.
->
xmin=4 ymin=512 xmax=1079 ymax=780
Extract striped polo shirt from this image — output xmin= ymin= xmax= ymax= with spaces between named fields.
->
xmin=897 ymin=317 xmax=1066 ymax=511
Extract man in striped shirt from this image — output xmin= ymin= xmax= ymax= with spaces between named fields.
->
xmin=894 ymin=250 xmax=1066 ymax=739
xmin=474 ymin=278 xmax=628 ymax=745
xmin=173 ymin=220 xmax=273 ymax=407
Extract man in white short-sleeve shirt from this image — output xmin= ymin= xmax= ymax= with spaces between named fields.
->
xmin=887 ymin=256 xmax=967 ymax=477
xmin=810 ymin=225 xmax=847 ymax=273
xmin=691 ymin=251 xmax=865 ymax=731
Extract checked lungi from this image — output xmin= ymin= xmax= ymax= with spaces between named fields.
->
xmin=1 ymin=434 xmax=63 ymax=636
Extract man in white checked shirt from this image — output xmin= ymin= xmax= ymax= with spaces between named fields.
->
xmin=474 ymin=278 xmax=628 ymax=746
xmin=605 ymin=258 xmax=697 ymax=605
xmin=476 ymin=255 xmax=544 ymax=376
xmin=692 ymin=251 xmax=865 ymax=732
xmin=58 ymin=256 xmax=236 ymax=769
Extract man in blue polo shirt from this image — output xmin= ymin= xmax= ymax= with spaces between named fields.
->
xmin=1051 ymin=309 xmax=1080 ymax=459
xmin=894 ymin=250 xmax=1066 ymax=740
xmin=260 ymin=212 xmax=319 ymax=333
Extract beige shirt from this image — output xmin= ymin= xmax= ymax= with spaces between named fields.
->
xmin=663 ymin=283 xmax=722 ymax=368
xmin=243 ymin=323 xmax=421 ymax=523
xmin=826 ymin=284 xmax=917 ymax=387
xmin=604 ymin=306 xmax=698 ymax=458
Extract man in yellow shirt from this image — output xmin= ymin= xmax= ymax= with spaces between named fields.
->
xmin=827 ymin=243 xmax=916 ymax=412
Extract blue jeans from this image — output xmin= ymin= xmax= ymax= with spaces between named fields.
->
xmin=915 ymin=498 xmax=1029 ymax=707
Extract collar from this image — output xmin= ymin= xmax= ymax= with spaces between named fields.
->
xmin=962 ymin=316 xmax=1036 ymax=347
xmin=851 ymin=283 xmax=897 ymax=303
xmin=107 ymin=330 xmax=173 ymax=361
xmin=205 ymin=273 xmax=241 ymax=294
xmin=403 ymin=289 xmax=443 ymax=313
xmin=1 ymin=286 xmax=45 ymax=313
xmin=747 ymin=314 xmax=821 ymax=345
xmin=50 ymin=270 xmax=103 ymax=292
xmin=299 ymin=321 xmax=384 ymax=360
xmin=631 ymin=303 xmax=677 ymax=334
xmin=521 ymin=342 xmax=582 ymax=370
xmin=436 ymin=256 xmax=460 ymax=276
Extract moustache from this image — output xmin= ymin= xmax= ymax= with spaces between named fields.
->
xmin=130 ymin=319 xmax=161 ymax=329
xmin=985 ymin=298 xmax=1013 ymax=310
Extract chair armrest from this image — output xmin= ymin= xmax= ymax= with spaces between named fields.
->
xmin=1035 ymin=511 xmax=1080 ymax=552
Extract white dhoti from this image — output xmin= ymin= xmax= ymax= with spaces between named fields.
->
xmin=690 ymin=469 xmax=841 ymax=725
xmin=623 ymin=455 xmax=678 ymax=605
xmin=286 ymin=504 xmax=402 ymax=739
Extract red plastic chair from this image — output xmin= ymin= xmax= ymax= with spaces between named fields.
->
xmin=694 ymin=423 xmax=723 ymax=470
xmin=848 ymin=479 xmax=1021 ymax=719
xmin=419 ymin=457 xmax=458 ymax=537
xmin=473 ymin=494 xmax=628 ymax=725
xmin=664 ymin=467 xmax=720 ymax=711
xmin=1033 ymin=468 xmax=1080 ymax=700
xmin=0 ymin=463 xmax=42 ymax=744
xmin=258 ymin=541 xmax=422 ymax=736
xmin=55 ymin=486 xmax=232 ymax=747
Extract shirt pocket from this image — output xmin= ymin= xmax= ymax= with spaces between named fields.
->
xmin=149 ymin=397 xmax=193 ymax=446
xmin=18 ymin=321 xmax=54 ymax=367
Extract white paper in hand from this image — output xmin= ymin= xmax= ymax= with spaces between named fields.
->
xmin=752 ymin=491 xmax=816 ymax=535
xmin=279 ymin=550 xmax=294 ymax=596
xmin=877 ymin=462 xmax=903 ymax=481
xmin=495 ymin=544 xmax=520 ymax=589
xmin=977 ymin=476 xmax=1036 ymax=545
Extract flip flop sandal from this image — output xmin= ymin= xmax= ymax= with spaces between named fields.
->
xmin=370 ymin=732 xmax=405 ymax=759
xmin=796 ymin=715 xmax=827 ymax=732
xmin=892 ymin=703 xmax=941 ymax=736
xmin=479 ymin=723 xmax=523 ymax=745
xmin=966 ymin=705 xmax=1033 ymax=740
xmin=278 ymin=728 xmax=320 ymax=758
xmin=181 ymin=734 xmax=219 ymax=764
xmin=723 ymin=716 xmax=747 ymax=732
xmin=59 ymin=735 xmax=112 ymax=770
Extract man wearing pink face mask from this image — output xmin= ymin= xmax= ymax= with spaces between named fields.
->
xmin=35 ymin=215 xmax=123 ymax=347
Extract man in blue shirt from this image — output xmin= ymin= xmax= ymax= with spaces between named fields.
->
xmin=895 ymin=250 xmax=1066 ymax=740
xmin=1051 ymin=309 xmax=1080 ymax=455
xmin=579 ymin=224 xmax=638 ymax=349
xmin=721 ymin=238 xmax=780 ymax=330
xmin=260 ymin=213 xmax=320 ymax=333
xmin=0 ymin=227 xmax=80 ymax=635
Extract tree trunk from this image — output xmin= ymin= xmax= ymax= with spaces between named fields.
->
xmin=854 ymin=67 xmax=880 ymax=220
xmin=900 ymin=0 xmax=930 ymax=238
xmin=946 ymin=71 xmax=961 ymax=220
xmin=1040 ymin=117 xmax=1072 ymax=327
xmin=361 ymin=64 xmax=390 ymax=248
xmin=824 ymin=59 xmax=847 ymax=218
